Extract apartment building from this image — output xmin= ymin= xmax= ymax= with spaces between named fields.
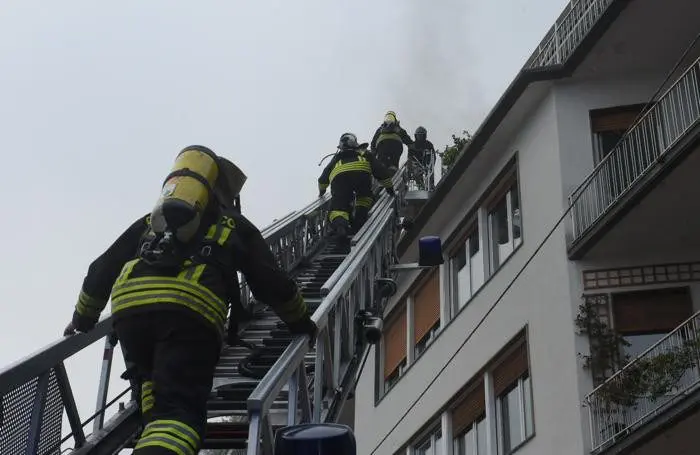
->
xmin=354 ymin=0 xmax=700 ymax=454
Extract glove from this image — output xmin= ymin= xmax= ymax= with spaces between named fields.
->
xmin=385 ymin=186 xmax=396 ymax=197
xmin=287 ymin=317 xmax=318 ymax=348
xmin=64 ymin=310 xmax=98 ymax=336
xmin=319 ymin=190 xmax=326 ymax=198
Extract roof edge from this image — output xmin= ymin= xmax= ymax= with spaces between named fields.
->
xmin=397 ymin=0 xmax=632 ymax=256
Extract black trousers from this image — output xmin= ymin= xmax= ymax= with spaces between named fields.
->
xmin=329 ymin=171 xmax=373 ymax=234
xmin=115 ymin=311 xmax=221 ymax=455
xmin=375 ymin=140 xmax=403 ymax=171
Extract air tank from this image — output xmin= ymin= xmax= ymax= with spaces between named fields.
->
xmin=150 ymin=145 xmax=219 ymax=243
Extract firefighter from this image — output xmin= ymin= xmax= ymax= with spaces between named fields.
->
xmin=407 ymin=126 xmax=437 ymax=190
xmin=318 ymin=133 xmax=395 ymax=241
xmin=370 ymin=111 xmax=413 ymax=173
xmin=63 ymin=145 xmax=317 ymax=455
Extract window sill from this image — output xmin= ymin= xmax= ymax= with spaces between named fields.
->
xmin=509 ymin=432 xmax=535 ymax=455
xmin=373 ymin=241 xmax=524 ymax=407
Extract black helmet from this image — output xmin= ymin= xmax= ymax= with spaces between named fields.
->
xmin=415 ymin=126 xmax=427 ymax=139
xmin=339 ymin=132 xmax=360 ymax=150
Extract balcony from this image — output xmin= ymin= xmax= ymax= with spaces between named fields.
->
xmin=585 ymin=310 xmax=700 ymax=454
xmin=568 ymin=57 xmax=700 ymax=259
xmin=524 ymin=0 xmax=615 ymax=69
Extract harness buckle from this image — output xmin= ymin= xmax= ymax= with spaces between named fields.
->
xmin=201 ymin=245 xmax=212 ymax=257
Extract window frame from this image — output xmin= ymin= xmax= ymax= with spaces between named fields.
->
xmin=485 ymin=176 xmax=522 ymax=274
xmin=589 ymin=103 xmax=648 ymax=163
xmin=453 ymin=414 xmax=487 ymax=455
xmin=394 ymin=331 xmax=535 ymax=455
xmin=495 ymin=372 xmax=534 ymax=454
xmin=413 ymin=427 xmax=443 ymax=455
xmin=377 ymin=269 xmax=443 ymax=399
xmin=376 ymin=156 xmax=523 ymax=402
xmin=443 ymin=157 xmax=523 ymax=319
xmin=447 ymin=220 xmax=486 ymax=313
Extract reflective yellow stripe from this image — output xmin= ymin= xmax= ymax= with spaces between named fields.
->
xmin=178 ymin=263 xmax=207 ymax=282
xmin=112 ymin=283 xmax=226 ymax=321
xmin=142 ymin=396 xmax=155 ymax=413
xmin=379 ymin=177 xmax=393 ymax=188
xmin=329 ymin=158 xmax=371 ymax=182
xmin=75 ymin=290 xmax=107 ymax=318
xmin=136 ymin=438 xmax=190 ymax=455
xmin=377 ymin=132 xmax=401 ymax=143
xmin=141 ymin=380 xmax=154 ymax=413
xmin=112 ymin=277 xmax=225 ymax=314
xmin=204 ymin=222 xmax=232 ymax=247
xmin=356 ymin=196 xmax=373 ymax=208
xmin=111 ymin=290 xmax=225 ymax=337
xmin=115 ymin=260 xmax=138 ymax=285
xmin=319 ymin=182 xmax=329 ymax=191
xmin=329 ymin=210 xmax=349 ymax=221
xmin=274 ymin=292 xmax=309 ymax=323
xmin=137 ymin=419 xmax=200 ymax=454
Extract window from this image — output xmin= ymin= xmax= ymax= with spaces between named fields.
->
xmin=612 ymin=287 xmax=693 ymax=359
xmin=452 ymin=380 xmax=487 ymax=455
xmin=446 ymin=162 xmax=523 ymax=315
xmin=383 ymin=304 xmax=407 ymax=391
xmin=450 ymin=225 xmax=485 ymax=310
xmin=413 ymin=270 xmax=441 ymax=358
xmin=415 ymin=428 xmax=443 ymax=455
xmin=493 ymin=343 xmax=534 ymax=453
xmin=402 ymin=333 xmax=535 ymax=455
xmin=487 ymin=179 xmax=521 ymax=271
xmin=590 ymin=104 xmax=646 ymax=163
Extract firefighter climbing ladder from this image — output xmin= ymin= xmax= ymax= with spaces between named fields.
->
xmin=0 ymin=164 xmax=436 ymax=455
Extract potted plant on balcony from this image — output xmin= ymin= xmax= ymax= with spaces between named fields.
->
xmin=575 ymin=300 xmax=700 ymax=408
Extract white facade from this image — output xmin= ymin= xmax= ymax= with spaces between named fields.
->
xmin=354 ymin=0 xmax=700 ymax=454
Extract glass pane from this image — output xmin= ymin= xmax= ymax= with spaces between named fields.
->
xmin=511 ymin=188 xmax=522 ymax=248
xmin=456 ymin=256 xmax=471 ymax=308
xmin=623 ymin=332 xmax=667 ymax=359
xmin=476 ymin=417 xmax=487 ymax=454
xmin=489 ymin=195 xmax=510 ymax=269
xmin=434 ymin=433 xmax=443 ymax=455
xmin=454 ymin=436 xmax=463 ymax=455
xmin=502 ymin=387 xmax=523 ymax=452
xmin=469 ymin=230 xmax=485 ymax=293
xmin=523 ymin=376 xmax=534 ymax=438
xmin=416 ymin=439 xmax=431 ymax=455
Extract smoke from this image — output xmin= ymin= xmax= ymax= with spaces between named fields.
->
xmin=381 ymin=0 xmax=488 ymax=151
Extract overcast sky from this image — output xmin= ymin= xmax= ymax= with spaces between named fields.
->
xmin=0 ymin=0 xmax=567 ymax=449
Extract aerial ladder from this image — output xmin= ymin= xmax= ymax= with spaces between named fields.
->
xmin=0 ymin=162 xmax=441 ymax=455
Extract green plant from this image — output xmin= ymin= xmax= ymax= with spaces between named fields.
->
xmin=439 ymin=130 xmax=472 ymax=171
xmin=575 ymin=299 xmax=700 ymax=407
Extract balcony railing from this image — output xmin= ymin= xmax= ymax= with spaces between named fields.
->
xmin=569 ymin=57 xmax=700 ymax=242
xmin=524 ymin=0 xmax=615 ymax=69
xmin=584 ymin=310 xmax=700 ymax=452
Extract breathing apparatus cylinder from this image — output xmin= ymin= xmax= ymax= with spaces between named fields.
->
xmin=150 ymin=145 xmax=220 ymax=244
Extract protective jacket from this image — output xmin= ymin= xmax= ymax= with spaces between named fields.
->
xmin=317 ymin=150 xmax=394 ymax=235
xmin=370 ymin=123 xmax=413 ymax=149
xmin=72 ymin=207 xmax=309 ymax=342
xmin=408 ymin=140 xmax=436 ymax=164
xmin=318 ymin=150 xmax=394 ymax=194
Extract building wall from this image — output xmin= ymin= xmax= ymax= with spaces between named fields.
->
xmin=354 ymin=91 xmax=589 ymax=455
xmin=553 ymin=71 xmax=667 ymax=234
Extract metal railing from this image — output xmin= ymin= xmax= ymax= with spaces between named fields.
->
xmin=404 ymin=154 xmax=437 ymax=192
xmin=585 ymin=310 xmax=700 ymax=452
xmin=569 ymin=57 xmax=700 ymax=241
xmin=0 ymin=195 xmax=334 ymax=454
xmin=244 ymin=169 xmax=408 ymax=455
xmin=524 ymin=0 xmax=615 ymax=69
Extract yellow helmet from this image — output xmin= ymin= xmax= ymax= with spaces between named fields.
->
xmin=384 ymin=111 xmax=397 ymax=124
